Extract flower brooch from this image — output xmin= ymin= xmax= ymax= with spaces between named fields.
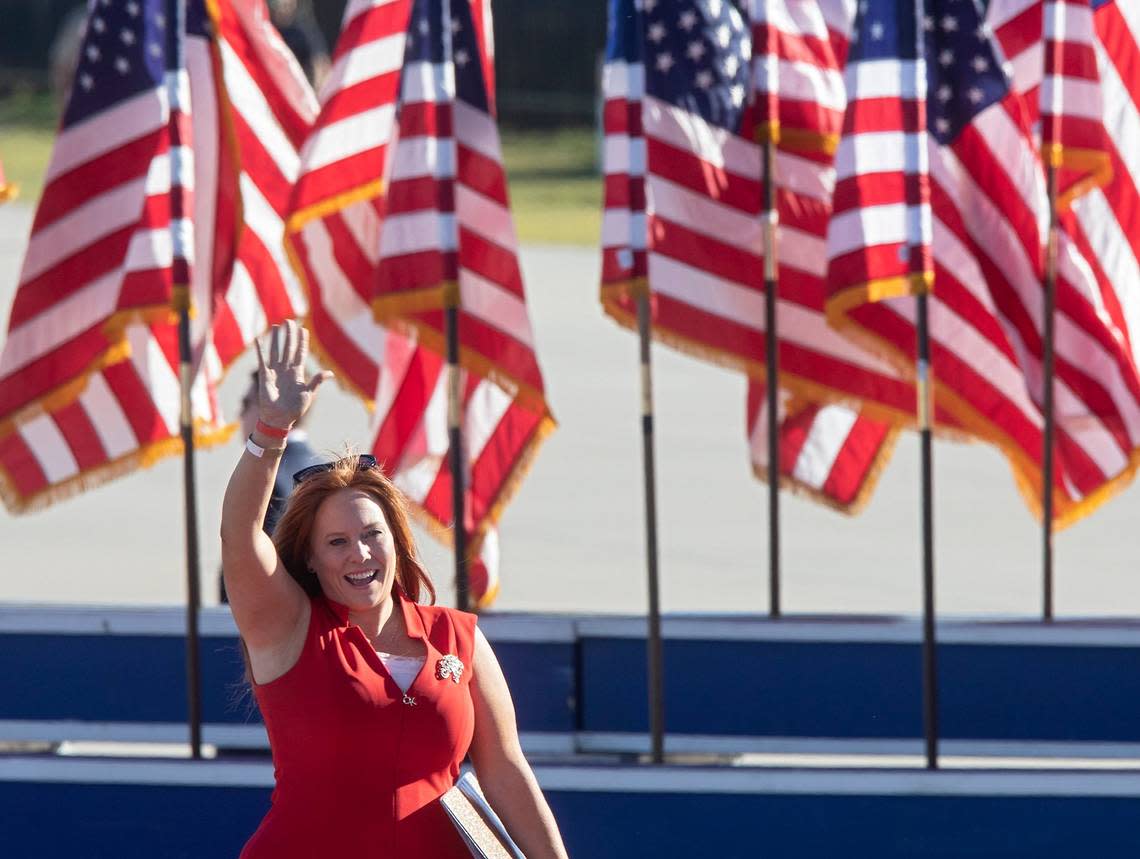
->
xmin=436 ymin=654 xmax=464 ymax=684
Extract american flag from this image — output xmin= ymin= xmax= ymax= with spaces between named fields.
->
xmin=286 ymin=0 xmax=553 ymax=607
xmin=749 ymin=0 xmax=849 ymax=156
xmin=600 ymin=0 xmax=906 ymax=511
xmin=828 ymin=0 xmax=1140 ymax=525
xmin=0 ymin=0 xmax=314 ymax=513
xmin=825 ymin=0 xmax=934 ymax=314
xmin=1064 ymin=1 xmax=1140 ymax=380
xmin=986 ymin=1 xmax=1111 ymax=206
xmin=747 ymin=381 xmax=897 ymax=511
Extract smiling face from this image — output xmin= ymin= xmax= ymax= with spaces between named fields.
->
xmin=307 ymin=488 xmax=397 ymax=610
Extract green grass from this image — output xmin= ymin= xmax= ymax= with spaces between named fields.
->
xmin=0 ymin=91 xmax=603 ymax=245
xmin=0 ymin=87 xmax=57 ymax=203
xmin=500 ymin=126 xmax=602 ymax=246
xmin=1 ymin=126 xmax=54 ymax=203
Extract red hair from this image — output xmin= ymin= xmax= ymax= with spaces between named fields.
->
xmin=272 ymin=454 xmax=436 ymax=605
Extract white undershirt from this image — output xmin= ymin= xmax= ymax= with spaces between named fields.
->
xmin=377 ymin=652 xmax=426 ymax=693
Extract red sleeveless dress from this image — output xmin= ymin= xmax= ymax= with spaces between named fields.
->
xmin=240 ymin=589 xmax=477 ymax=858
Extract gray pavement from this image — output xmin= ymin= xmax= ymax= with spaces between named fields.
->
xmin=1 ymin=200 xmax=1138 ymax=616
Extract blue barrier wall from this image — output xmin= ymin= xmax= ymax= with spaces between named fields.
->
xmin=0 ymin=610 xmax=577 ymax=739
xmin=3 ymin=760 xmax=1139 ymax=859
xmin=4 ymin=606 xmax=1140 ymax=752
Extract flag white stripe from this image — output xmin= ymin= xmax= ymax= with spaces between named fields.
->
xmin=18 ymin=178 xmax=150 ymax=285
xmin=379 ymin=211 xmax=458 ymax=256
xmin=833 ymin=130 xmax=924 ymax=181
xmin=123 ymin=227 xmax=174 ymax=272
xmin=44 ymin=89 xmax=167 ymax=183
xmin=649 ymin=175 xmax=833 ymax=272
xmin=464 ymin=379 xmax=513 ymax=463
xmin=372 ymin=330 xmax=416 ymax=426
xmin=886 ymin=294 xmax=1043 ymax=427
xmin=79 ymin=373 xmax=137 ymax=460
xmin=219 ymin=40 xmax=301 ymax=182
xmin=1117 ymin=0 xmax=1140 ymax=44
xmin=752 ymin=0 xmax=834 ymax=38
xmin=603 ymin=62 xmax=645 ymax=101
xmin=846 ymin=59 xmax=925 ymax=100
xmin=1074 ymin=189 xmax=1140 ymax=367
xmin=453 ymin=100 xmax=504 ymax=166
xmin=225 ymin=262 xmax=270 ymax=346
xmin=648 ymin=175 xmax=763 ymax=254
xmin=401 ymin=60 xmax=455 ymax=103
xmin=455 ymin=184 xmax=518 ymax=252
xmin=602 ymin=210 xmax=648 ymax=250
xmin=645 ymin=98 xmax=835 ymax=199
xmin=340 ymin=200 xmax=383 ymax=267
xmin=753 ymin=57 xmax=847 ymax=111
xmin=239 ymin=172 xmax=306 ymax=313
xmin=603 ymin=135 xmax=647 ymax=176
xmin=322 ymin=34 xmax=406 ymax=100
xmin=1092 ymin=36 xmax=1140 ymax=203
xmin=1044 ymin=3 xmax=1096 ymax=41
xmin=127 ymin=327 xmax=180 ymax=438
xmin=0 ymin=271 xmax=120 ymax=377
xmin=1040 ymin=77 xmax=1106 ymax=122
xmin=1008 ymin=43 xmax=1044 ymax=93
xmin=459 ymin=266 xmax=535 ymax=349
xmin=299 ymin=105 xmax=396 ymax=172
xmin=391 ymin=136 xmax=457 ymax=180
xmin=828 ymin=204 xmax=932 ymax=257
xmin=299 ymin=220 xmax=385 ymax=360
xmin=341 ymin=0 xmax=405 ymax=32
xmin=792 ymin=405 xmax=858 ymax=487
xmin=19 ymin=414 xmax=80 ymax=484
xmin=393 ymin=370 xmax=449 ymax=499
xmin=644 ymin=97 xmax=761 ymax=180
xmin=649 ymin=253 xmax=903 ymax=376
xmin=986 ymin=0 xmax=1037 ymax=32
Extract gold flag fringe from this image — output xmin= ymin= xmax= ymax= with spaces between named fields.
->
xmin=0 ymin=419 xmax=235 ymax=515
xmin=286 ymin=180 xmax=387 ymax=235
xmin=392 ymin=411 xmax=556 ymax=612
xmin=603 ymin=276 xmax=1137 ymax=527
xmin=751 ymin=423 xmax=899 ymax=517
xmin=1044 ymin=142 xmax=1113 ymax=213
xmin=829 ymin=300 xmax=1140 ymax=530
xmin=0 ymin=303 xmax=180 ymax=439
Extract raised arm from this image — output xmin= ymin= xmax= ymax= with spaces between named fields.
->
xmin=220 ymin=320 xmax=332 ymax=659
xmin=468 ymin=628 xmax=570 ymax=859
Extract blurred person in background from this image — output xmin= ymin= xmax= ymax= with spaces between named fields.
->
xmin=269 ymin=0 xmax=330 ymax=90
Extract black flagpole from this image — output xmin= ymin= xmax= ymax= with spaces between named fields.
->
xmin=440 ymin=0 xmax=469 ymax=612
xmin=916 ymin=291 xmax=938 ymax=770
xmin=446 ymin=300 xmax=470 ymax=612
xmin=636 ymin=292 xmax=665 ymax=764
xmin=762 ymin=135 xmax=781 ymax=619
xmin=1041 ymin=161 xmax=1059 ymax=622
xmin=170 ymin=0 xmax=202 ymax=760
xmin=914 ymin=0 xmax=937 ymax=771
xmin=1041 ymin=9 xmax=1062 ymax=622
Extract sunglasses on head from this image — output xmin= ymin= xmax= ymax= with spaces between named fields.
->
xmin=292 ymin=454 xmax=379 ymax=487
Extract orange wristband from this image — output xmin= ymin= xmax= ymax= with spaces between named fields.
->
xmin=256 ymin=419 xmax=291 ymax=439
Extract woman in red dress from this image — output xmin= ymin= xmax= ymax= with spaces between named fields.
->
xmin=222 ymin=320 xmax=569 ymax=858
